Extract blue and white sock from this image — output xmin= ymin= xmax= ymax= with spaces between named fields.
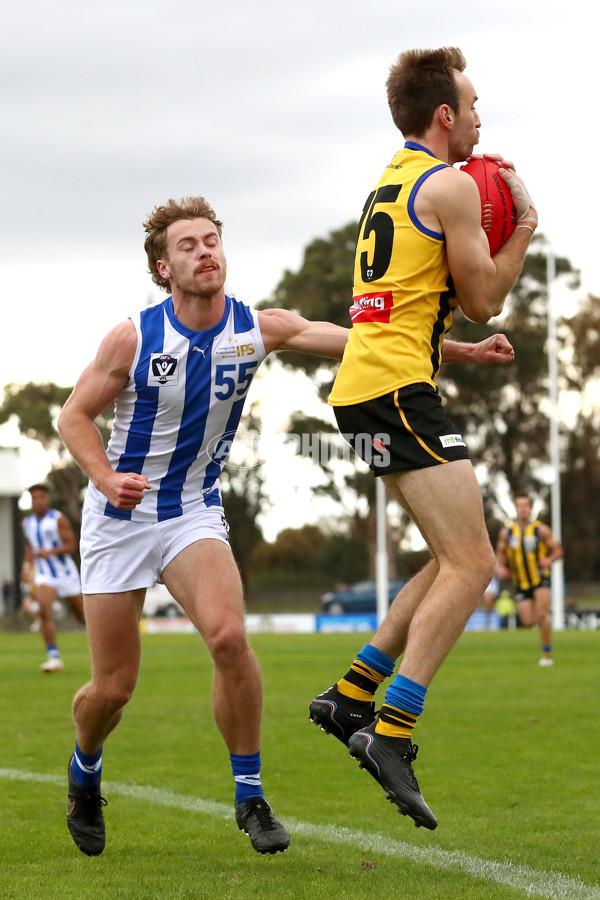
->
xmin=46 ymin=644 xmax=61 ymax=659
xmin=71 ymin=743 xmax=103 ymax=787
xmin=230 ymin=752 xmax=264 ymax=804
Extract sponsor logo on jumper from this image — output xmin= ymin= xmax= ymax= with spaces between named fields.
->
xmin=192 ymin=344 xmax=210 ymax=357
xmin=439 ymin=433 xmax=466 ymax=449
xmin=148 ymin=352 xmax=180 ymax=386
xmin=349 ymin=291 xmax=393 ymax=325
xmin=215 ymin=337 xmax=255 ymax=359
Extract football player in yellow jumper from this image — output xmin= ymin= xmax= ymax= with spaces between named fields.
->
xmin=310 ymin=46 xmax=537 ymax=830
xmin=497 ymin=493 xmax=563 ymax=666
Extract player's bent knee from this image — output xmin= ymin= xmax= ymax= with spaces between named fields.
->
xmin=95 ymin=676 xmax=138 ymax=711
xmin=206 ymin=622 xmax=250 ymax=666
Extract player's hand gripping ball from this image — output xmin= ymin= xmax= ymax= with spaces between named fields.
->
xmin=460 ymin=159 xmax=517 ymax=256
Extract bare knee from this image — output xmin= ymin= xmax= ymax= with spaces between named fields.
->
xmin=206 ymin=621 xmax=250 ymax=669
xmin=38 ymin=603 xmax=53 ymax=622
xmin=91 ymin=674 xmax=138 ymax=713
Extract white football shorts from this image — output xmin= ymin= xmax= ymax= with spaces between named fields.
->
xmin=80 ymin=504 xmax=231 ymax=594
xmin=34 ymin=570 xmax=82 ymax=599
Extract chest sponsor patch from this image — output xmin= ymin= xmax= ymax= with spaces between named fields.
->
xmin=214 ymin=338 xmax=256 ymax=360
xmin=349 ymin=290 xmax=393 ymax=325
xmin=148 ymin=352 xmax=181 ymax=386
xmin=439 ymin=433 xmax=466 ymax=449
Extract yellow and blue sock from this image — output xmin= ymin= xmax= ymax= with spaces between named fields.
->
xmin=71 ymin=743 xmax=103 ymax=787
xmin=542 ymin=645 xmax=552 ymax=657
xmin=376 ymin=673 xmax=427 ymax=739
xmin=230 ymin=752 xmax=264 ymax=804
xmin=337 ymin=643 xmax=396 ymax=701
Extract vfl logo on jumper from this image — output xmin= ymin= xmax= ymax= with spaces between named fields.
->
xmin=439 ymin=433 xmax=466 ymax=449
xmin=148 ymin=352 xmax=180 ymax=386
xmin=349 ymin=291 xmax=393 ymax=325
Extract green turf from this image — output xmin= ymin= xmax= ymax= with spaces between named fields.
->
xmin=0 ymin=628 xmax=598 ymax=899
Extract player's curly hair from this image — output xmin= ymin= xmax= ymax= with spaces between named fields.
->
xmin=386 ymin=47 xmax=467 ymax=138
xmin=143 ymin=196 xmax=223 ymax=290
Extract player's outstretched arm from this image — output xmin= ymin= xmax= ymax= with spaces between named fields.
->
xmin=259 ymin=308 xmax=349 ymax=358
xmin=443 ymin=333 xmax=514 ymax=365
xmin=58 ymin=320 xmax=150 ymax=511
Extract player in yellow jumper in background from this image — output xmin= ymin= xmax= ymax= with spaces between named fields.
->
xmin=309 ymin=46 xmax=538 ymax=830
xmin=496 ymin=493 xmax=563 ymax=666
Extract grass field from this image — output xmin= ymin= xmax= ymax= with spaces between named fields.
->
xmin=1 ymin=627 xmax=599 ymax=900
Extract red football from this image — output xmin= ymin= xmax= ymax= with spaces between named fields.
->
xmin=460 ymin=159 xmax=517 ymax=256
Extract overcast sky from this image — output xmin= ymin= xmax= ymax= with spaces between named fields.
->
xmin=1 ymin=0 xmax=596 ymax=533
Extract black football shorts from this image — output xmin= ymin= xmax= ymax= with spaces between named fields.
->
xmin=515 ymin=576 xmax=551 ymax=601
xmin=333 ymin=382 xmax=470 ymax=476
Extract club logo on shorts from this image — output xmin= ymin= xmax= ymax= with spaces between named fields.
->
xmin=148 ymin=353 xmax=180 ymax=386
xmin=349 ymin=291 xmax=393 ymax=324
xmin=439 ymin=433 xmax=466 ymax=449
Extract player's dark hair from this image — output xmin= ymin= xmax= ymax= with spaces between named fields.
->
xmin=143 ymin=196 xmax=223 ymax=291
xmin=28 ymin=483 xmax=49 ymax=494
xmin=386 ymin=46 xmax=467 ymax=137
xmin=514 ymin=492 xmax=533 ymax=503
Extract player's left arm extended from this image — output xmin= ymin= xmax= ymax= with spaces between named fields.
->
xmin=259 ymin=308 xmax=348 ymax=358
xmin=442 ymin=333 xmax=514 ymax=365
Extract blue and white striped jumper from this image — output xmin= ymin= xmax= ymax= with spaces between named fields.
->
xmin=84 ymin=295 xmax=266 ymax=522
xmin=23 ymin=510 xmax=80 ymax=582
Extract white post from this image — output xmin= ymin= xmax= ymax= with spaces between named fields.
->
xmin=546 ymin=245 xmax=565 ymax=631
xmin=375 ymin=477 xmax=389 ymax=628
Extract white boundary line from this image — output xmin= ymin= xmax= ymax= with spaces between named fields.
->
xmin=1 ymin=767 xmax=598 ymax=900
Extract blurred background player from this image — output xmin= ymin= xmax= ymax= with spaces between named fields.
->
xmin=496 ymin=492 xmax=563 ymax=665
xmin=21 ymin=484 xmax=85 ymax=672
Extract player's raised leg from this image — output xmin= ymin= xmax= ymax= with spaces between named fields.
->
xmin=347 ymin=460 xmax=495 ymax=829
xmin=67 ymin=589 xmax=145 ymax=856
xmin=162 ymin=538 xmax=290 ymax=855
xmin=309 ymin=559 xmax=440 ymax=746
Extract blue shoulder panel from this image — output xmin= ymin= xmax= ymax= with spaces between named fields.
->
xmin=407 ymin=165 xmax=448 ymax=240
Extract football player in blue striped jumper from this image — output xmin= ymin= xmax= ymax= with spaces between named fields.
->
xmin=21 ymin=483 xmax=85 ymax=672
xmin=58 ymin=195 xmax=516 ymax=857
xmin=57 ymin=195 xmax=359 ymax=857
